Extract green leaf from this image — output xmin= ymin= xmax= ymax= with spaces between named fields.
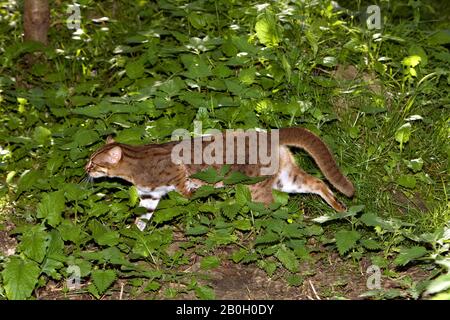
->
xmin=360 ymin=239 xmax=381 ymax=250
xmin=128 ymin=229 xmax=173 ymax=258
xmin=19 ymin=225 xmax=50 ymax=263
xmin=46 ymin=154 xmax=64 ymax=175
xmin=101 ymin=247 xmax=131 ymax=266
xmin=181 ymin=54 xmax=212 ymax=79
xmin=41 ymin=257 xmax=64 ymax=280
xmin=312 ymin=76 xmax=335 ymax=87
xmin=158 ymin=77 xmax=185 ymax=97
xmin=92 ymin=269 xmax=117 ymax=295
xmin=191 ymin=185 xmax=219 ymax=199
xmin=272 ymin=189 xmax=289 ymax=205
xmin=195 ymin=285 xmax=215 ymax=300
xmin=127 ymin=185 xmax=139 ymax=207
xmin=428 ymin=30 xmax=450 ymax=45
xmin=321 ymin=56 xmax=338 ymax=67
xmin=280 ymin=54 xmax=292 ymax=82
xmin=232 ymin=219 xmax=252 ymax=231
xmin=185 ymin=225 xmax=209 ymax=236
xmin=213 ymin=63 xmax=233 ymax=77
xmin=231 ymin=248 xmax=248 ymax=263
xmin=347 ymin=205 xmax=365 ymax=215
xmin=68 ymin=258 xmax=92 ymax=278
xmin=425 ymin=274 xmax=450 ymax=295
xmin=144 ymin=281 xmax=161 ymax=292
xmin=64 ymin=183 xmax=88 ymax=201
xmin=223 ymin=171 xmax=266 ymax=185
xmin=275 ymin=246 xmax=299 ymax=273
xmin=397 ymin=174 xmax=417 ymax=189
xmin=360 ymin=212 xmax=395 ymax=232
xmin=312 ymin=206 xmax=363 ymax=224
xmin=395 ymin=123 xmax=412 ymax=148
xmin=360 ymin=105 xmax=386 ymax=114
xmin=219 ymin=165 xmax=231 ymax=177
xmin=2 ymin=257 xmax=40 ymax=300
xmin=394 ymin=246 xmax=427 ymax=266
xmin=405 ymin=158 xmax=423 ymax=173
xmin=292 ymin=243 xmax=311 ymax=261
xmin=257 ymin=260 xmax=277 ymax=276
xmin=415 ymin=172 xmax=433 ymax=185
xmin=33 ymin=126 xmax=51 ymax=144
xmin=42 ymin=230 xmax=65 ymax=279
xmin=255 ymin=15 xmax=280 ymax=47
xmin=335 ymin=230 xmax=361 ymax=256
xmin=235 ymin=184 xmax=251 ymax=206
xmin=88 ymin=220 xmax=120 ymax=246
xmin=302 ymin=225 xmax=323 ymax=236
xmin=200 ymin=256 xmax=221 ymax=270
xmin=286 ymin=274 xmax=304 ymax=287
xmin=87 ymin=283 xmax=100 ymax=299
xmin=47 ymin=229 xmax=64 ymax=256
xmin=408 ymin=45 xmax=428 ymax=66
xmin=89 ymin=202 xmax=111 ymax=217
xmin=125 ymin=59 xmax=145 ymax=79
xmin=37 ymin=190 xmax=65 ymax=227
xmin=248 ymin=201 xmax=270 ymax=216
xmin=239 ymin=67 xmax=256 ymax=85
xmin=255 ymin=231 xmax=280 ymax=245
xmin=71 ymin=100 xmax=157 ymax=118
xmin=402 ymin=55 xmax=421 ymax=67
xmin=16 ymin=170 xmax=41 ymax=197
xmin=190 ymin=167 xmax=222 ymax=184
xmin=153 ymin=207 xmax=185 ymax=224
xmin=221 ymin=203 xmax=241 ymax=220
xmin=207 ymin=229 xmax=237 ymax=246
xmin=188 ymin=12 xmax=207 ymax=29
xmin=224 ymin=78 xmax=244 ymax=94
xmin=73 ymin=128 xmax=99 ymax=147
xmin=58 ymin=219 xmax=84 ymax=243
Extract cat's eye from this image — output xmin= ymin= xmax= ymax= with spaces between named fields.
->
xmin=85 ymin=161 xmax=98 ymax=171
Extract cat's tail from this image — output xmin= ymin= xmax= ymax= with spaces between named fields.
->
xmin=278 ymin=127 xmax=355 ymax=197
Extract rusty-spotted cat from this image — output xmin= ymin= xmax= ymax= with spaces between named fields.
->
xmin=85 ymin=128 xmax=354 ymax=230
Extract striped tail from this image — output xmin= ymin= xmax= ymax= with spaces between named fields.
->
xmin=278 ymin=128 xmax=355 ymax=197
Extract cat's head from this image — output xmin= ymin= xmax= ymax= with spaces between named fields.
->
xmin=85 ymin=136 xmax=122 ymax=178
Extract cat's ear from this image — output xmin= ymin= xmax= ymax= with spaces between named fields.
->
xmin=106 ymin=146 xmax=122 ymax=164
xmin=106 ymin=136 xmax=115 ymax=144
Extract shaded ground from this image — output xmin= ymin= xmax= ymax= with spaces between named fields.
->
xmin=0 ymin=209 xmax=431 ymax=300
xmin=0 ymin=221 xmax=17 ymax=258
xmin=32 ymin=256 xmax=430 ymax=300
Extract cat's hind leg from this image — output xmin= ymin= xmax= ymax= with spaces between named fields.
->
xmin=248 ymin=178 xmax=275 ymax=205
xmin=273 ymin=167 xmax=347 ymax=212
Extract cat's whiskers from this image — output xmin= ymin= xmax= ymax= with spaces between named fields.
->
xmin=79 ymin=174 xmax=94 ymax=185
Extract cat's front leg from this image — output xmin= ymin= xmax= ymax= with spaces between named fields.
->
xmin=134 ymin=196 xmax=161 ymax=231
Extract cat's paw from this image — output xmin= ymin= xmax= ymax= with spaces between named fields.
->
xmin=327 ymin=194 xmax=347 ymax=212
xmin=134 ymin=218 xmax=147 ymax=231
xmin=334 ymin=199 xmax=347 ymax=212
xmin=134 ymin=213 xmax=153 ymax=231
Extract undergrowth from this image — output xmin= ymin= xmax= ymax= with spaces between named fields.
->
xmin=0 ymin=0 xmax=449 ymax=299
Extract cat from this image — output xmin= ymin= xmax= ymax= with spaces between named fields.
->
xmin=85 ymin=128 xmax=354 ymax=230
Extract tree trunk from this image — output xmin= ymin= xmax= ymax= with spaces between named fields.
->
xmin=23 ymin=0 xmax=50 ymax=45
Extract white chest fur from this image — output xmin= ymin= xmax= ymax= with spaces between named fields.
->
xmin=137 ymin=185 xmax=176 ymax=210
xmin=137 ymin=185 xmax=176 ymax=199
